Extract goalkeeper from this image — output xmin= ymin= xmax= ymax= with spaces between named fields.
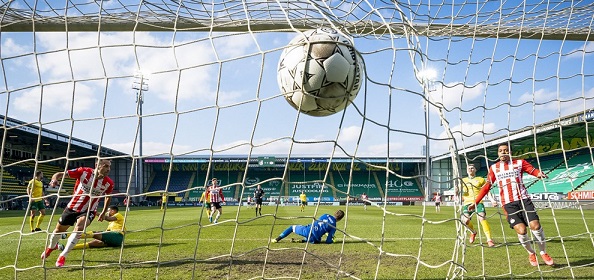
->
xmin=271 ymin=210 xmax=344 ymax=244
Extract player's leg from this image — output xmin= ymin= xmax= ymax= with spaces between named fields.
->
xmin=523 ymin=200 xmax=554 ymax=265
xmin=476 ymin=204 xmax=494 ymax=246
xmin=272 ymin=225 xmax=300 ymax=242
xmin=506 ymin=202 xmax=538 ymax=266
xmin=58 ymin=213 xmax=93 ymax=267
xmin=209 ymin=204 xmax=216 ymax=222
xmin=74 ymin=239 xmax=104 ymax=249
xmin=258 ymin=201 xmax=262 ymax=215
xmin=29 ymin=208 xmax=37 ymax=232
xmin=214 ymin=206 xmax=222 ymax=223
xmin=205 ymin=202 xmax=212 ymax=218
xmin=71 ymin=231 xmax=122 ymax=249
xmin=42 ymin=223 xmax=70 ymax=259
xmin=42 ymin=208 xmax=76 ymax=260
xmin=36 ymin=208 xmax=46 ymax=231
xmin=461 ymin=204 xmax=477 ymax=243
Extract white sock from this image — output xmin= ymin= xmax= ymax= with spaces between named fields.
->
xmin=531 ymin=228 xmax=547 ymax=254
xmin=60 ymin=232 xmax=82 ymax=257
xmin=48 ymin=232 xmax=62 ymax=249
xmin=518 ymin=233 xmax=535 ymax=254
xmin=215 ymin=212 xmax=221 ymax=220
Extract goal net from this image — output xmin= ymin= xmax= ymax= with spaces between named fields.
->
xmin=1 ymin=0 xmax=593 ymax=279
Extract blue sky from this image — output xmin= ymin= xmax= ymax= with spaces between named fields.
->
xmin=1 ymin=0 xmax=593 ymax=160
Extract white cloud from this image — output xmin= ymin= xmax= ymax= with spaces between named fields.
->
xmin=21 ymin=32 xmax=254 ymax=107
xmin=432 ymin=122 xmax=498 ymax=155
xmin=363 ymin=142 xmax=406 ymax=157
xmin=518 ymin=88 xmax=557 ymax=105
xmin=13 ymin=82 xmax=96 ymax=113
xmin=338 ymin=125 xmax=361 ymax=143
xmin=565 ymin=42 xmax=594 ymax=59
xmin=518 ymin=87 xmax=594 ymax=115
xmin=428 ymin=82 xmax=485 ymax=112
xmin=1 ymin=38 xmax=27 ymax=57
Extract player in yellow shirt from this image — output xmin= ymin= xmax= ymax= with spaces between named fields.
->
xmin=299 ymin=191 xmax=307 ymax=212
xmin=60 ymin=206 xmax=126 ymax=250
xmin=199 ymin=185 xmax=212 ymax=218
xmin=27 ymin=171 xmax=46 ymax=232
xmin=459 ymin=164 xmax=497 ymax=247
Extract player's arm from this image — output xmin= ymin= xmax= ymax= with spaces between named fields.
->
xmin=27 ymin=180 xmax=33 ymax=196
xmin=324 ymin=217 xmax=338 ymax=244
xmin=486 ymin=190 xmax=497 ymax=207
xmin=220 ymin=189 xmax=225 ymax=203
xmin=473 ymin=182 xmax=492 ymax=205
xmin=98 ymin=196 xmax=112 ymax=222
xmin=50 ymin=171 xmax=66 ymax=187
xmin=103 ymin=212 xmax=118 ymax=221
xmin=474 ymin=171 xmax=494 ymax=205
xmin=325 ymin=228 xmax=337 ymax=244
xmin=523 ymin=160 xmax=548 ymax=179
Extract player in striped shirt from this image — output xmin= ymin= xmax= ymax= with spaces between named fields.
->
xmin=471 ymin=143 xmax=554 ymax=266
xmin=41 ymin=159 xmax=114 ymax=268
xmin=208 ymin=178 xmax=225 ymax=223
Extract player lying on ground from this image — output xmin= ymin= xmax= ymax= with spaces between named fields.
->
xmin=59 ymin=205 xmax=125 ymax=250
xmin=271 ymin=210 xmax=344 ymax=244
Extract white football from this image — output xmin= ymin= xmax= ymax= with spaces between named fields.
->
xmin=277 ymin=28 xmax=364 ymax=117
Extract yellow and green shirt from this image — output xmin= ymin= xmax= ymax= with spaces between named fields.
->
xmin=461 ymin=176 xmax=487 ymax=205
xmin=107 ymin=212 xmax=126 ymax=235
xmin=28 ymin=178 xmax=44 ymax=202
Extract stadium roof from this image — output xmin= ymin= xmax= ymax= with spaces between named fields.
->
xmin=434 ymin=109 xmax=594 ymax=163
xmin=1 ymin=114 xmax=126 ymax=158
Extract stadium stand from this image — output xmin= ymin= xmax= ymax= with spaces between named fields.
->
xmin=148 ymin=171 xmax=195 ymax=195
xmin=330 ymin=171 xmax=384 ymax=199
xmin=527 ymin=151 xmax=594 ymax=194
xmin=1 ymin=169 xmax=25 ymax=195
xmin=0 ymin=158 xmax=76 ymax=195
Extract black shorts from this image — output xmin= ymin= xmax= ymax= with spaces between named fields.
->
xmin=58 ymin=208 xmax=96 ymax=226
xmin=211 ymin=202 xmax=222 ymax=209
xmin=503 ymin=199 xmax=539 ymax=229
xmin=435 ymin=202 xmax=441 ymax=206
xmin=255 ymin=198 xmax=263 ymax=205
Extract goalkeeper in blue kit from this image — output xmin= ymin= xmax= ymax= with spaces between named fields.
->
xmin=272 ymin=210 xmax=344 ymax=244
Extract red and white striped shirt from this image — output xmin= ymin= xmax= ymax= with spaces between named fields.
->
xmin=66 ymin=167 xmax=114 ymax=212
xmin=208 ymin=186 xmax=225 ymax=203
xmin=486 ymin=159 xmax=541 ymax=205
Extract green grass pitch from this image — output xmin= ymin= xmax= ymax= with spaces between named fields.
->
xmin=1 ymin=205 xmax=593 ymax=279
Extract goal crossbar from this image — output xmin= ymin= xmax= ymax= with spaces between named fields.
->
xmin=1 ymin=2 xmax=592 ymax=41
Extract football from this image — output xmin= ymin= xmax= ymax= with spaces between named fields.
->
xmin=277 ymin=28 xmax=364 ymax=117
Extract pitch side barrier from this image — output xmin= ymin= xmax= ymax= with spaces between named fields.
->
xmin=532 ymin=200 xmax=594 ymax=210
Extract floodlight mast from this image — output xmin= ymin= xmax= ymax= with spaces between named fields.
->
xmin=133 ymin=73 xmax=149 ymax=202
xmin=419 ymin=69 xmax=436 ymax=201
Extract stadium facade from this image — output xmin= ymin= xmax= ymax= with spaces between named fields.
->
xmin=2 ymin=109 xmax=594 ymax=209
